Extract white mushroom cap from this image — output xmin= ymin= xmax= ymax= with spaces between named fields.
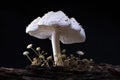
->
xmin=26 ymin=17 xmax=40 ymax=33
xmin=26 ymin=11 xmax=86 ymax=43
xmin=38 ymin=11 xmax=70 ymax=26
xmin=23 ymin=51 xmax=29 ymax=55
xmin=59 ymin=18 xmax=86 ymax=44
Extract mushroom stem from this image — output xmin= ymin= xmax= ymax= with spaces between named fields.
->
xmin=26 ymin=55 xmax=32 ymax=63
xmin=31 ymin=47 xmax=39 ymax=56
xmin=51 ymin=28 xmax=63 ymax=66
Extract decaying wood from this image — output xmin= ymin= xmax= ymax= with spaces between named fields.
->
xmin=0 ymin=63 xmax=120 ymax=80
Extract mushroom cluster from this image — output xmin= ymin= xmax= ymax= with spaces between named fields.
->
xmin=26 ymin=11 xmax=86 ymax=66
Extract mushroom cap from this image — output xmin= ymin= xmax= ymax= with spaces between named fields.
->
xmin=38 ymin=11 xmax=70 ymax=26
xmin=26 ymin=11 xmax=86 ymax=44
xmin=23 ymin=51 xmax=29 ymax=55
xmin=59 ymin=18 xmax=86 ymax=44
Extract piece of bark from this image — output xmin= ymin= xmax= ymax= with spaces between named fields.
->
xmin=0 ymin=63 xmax=120 ymax=80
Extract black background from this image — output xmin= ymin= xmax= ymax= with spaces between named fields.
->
xmin=0 ymin=1 xmax=120 ymax=68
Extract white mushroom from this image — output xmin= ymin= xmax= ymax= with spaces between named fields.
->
xmin=26 ymin=11 xmax=86 ymax=66
xmin=23 ymin=51 xmax=32 ymax=62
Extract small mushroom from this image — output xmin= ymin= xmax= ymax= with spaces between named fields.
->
xmin=26 ymin=11 xmax=86 ymax=66
xmin=23 ymin=51 xmax=32 ymax=62
xmin=27 ymin=44 xmax=39 ymax=56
